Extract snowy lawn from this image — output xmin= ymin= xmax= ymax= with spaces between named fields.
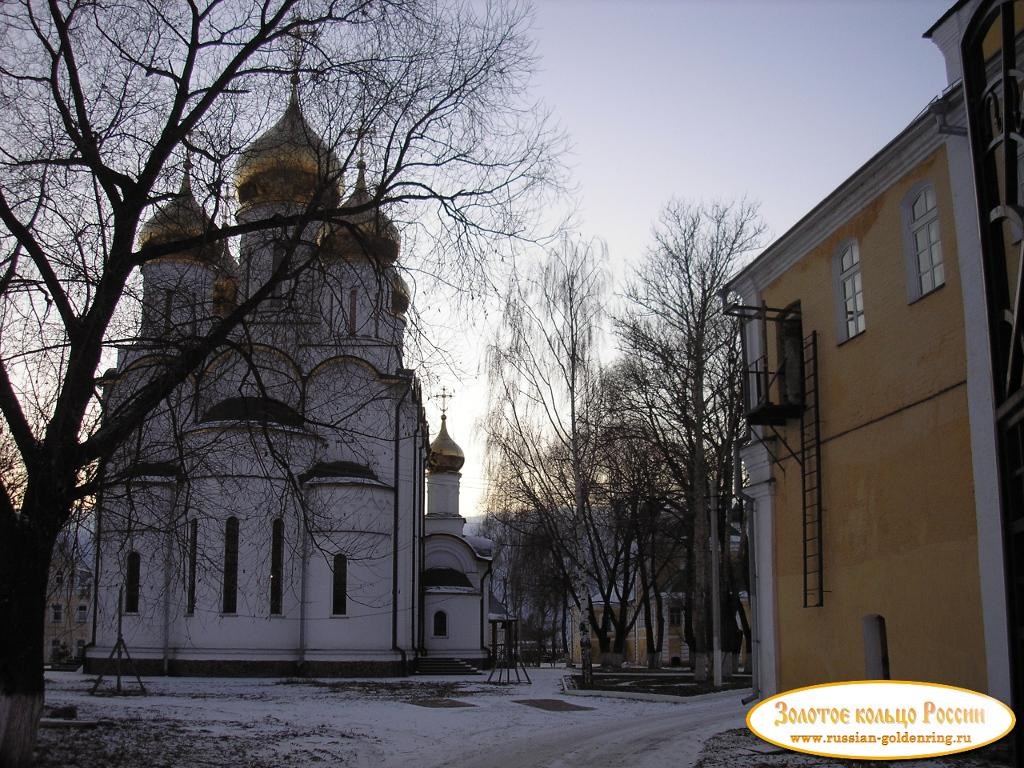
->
xmin=36 ymin=668 xmax=751 ymax=768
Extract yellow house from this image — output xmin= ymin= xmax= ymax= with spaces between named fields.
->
xmin=725 ymin=5 xmax=1010 ymax=704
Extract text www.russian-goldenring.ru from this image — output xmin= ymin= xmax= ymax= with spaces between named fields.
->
xmin=789 ymin=732 xmax=973 ymax=747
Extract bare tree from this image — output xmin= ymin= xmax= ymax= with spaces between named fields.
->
xmin=484 ymin=237 xmax=604 ymax=639
xmin=0 ymin=0 xmax=560 ymax=763
xmin=615 ymin=199 xmax=763 ymax=680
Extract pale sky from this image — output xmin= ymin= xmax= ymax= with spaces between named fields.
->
xmin=429 ymin=0 xmax=954 ymax=520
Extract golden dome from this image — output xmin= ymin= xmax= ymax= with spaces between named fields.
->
xmin=138 ymin=172 xmax=225 ymax=264
xmin=235 ymin=91 xmax=341 ymax=209
xmin=428 ymin=414 xmax=465 ymax=474
xmin=318 ymin=160 xmax=400 ymax=264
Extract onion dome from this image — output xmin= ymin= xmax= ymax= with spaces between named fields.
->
xmin=428 ymin=414 xmax=465 ymax=474
xmin=390 ymin=270 xmax=410 ymax=315
xmin=318 ymin=160 xmax=400 ymax=264
xmin=138 ymin=171 xmax=225 ymax=264
xmin=235 ymin=89 xmax=341 ymax=209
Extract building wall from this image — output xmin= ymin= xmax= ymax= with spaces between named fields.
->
xmin=757 ymin=145 xmax=987 ymax=692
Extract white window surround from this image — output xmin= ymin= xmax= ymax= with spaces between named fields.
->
xmin=832 ymin=239 xmax=866 ymax=342
xmin=902 ymin=182 xmax=945 ymax=301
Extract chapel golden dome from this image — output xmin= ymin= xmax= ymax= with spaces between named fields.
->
xmin=235 ymin=89 xmax=341 ymax=209
xmin=428 ymin=414 xmax=465 ymax=474
xmin=318 ymin=160 xmax=400 ymax=264
xmin=138 ymin=170 xmax=225 ymax=264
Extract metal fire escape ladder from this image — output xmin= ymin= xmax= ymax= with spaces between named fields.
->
xmin=801 ymin=331 xmax=823 ymax=608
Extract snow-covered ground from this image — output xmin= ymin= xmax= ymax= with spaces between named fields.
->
xmin=37 ymin=668 xmax=751 ymax=768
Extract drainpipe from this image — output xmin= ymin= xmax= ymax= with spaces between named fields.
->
xmin=392 ymin=376 xmax=412 ymax=672
xmin=480 ymin=560 xmax=493 ymax=656
xmin=410 ymin=406 xmax=422 ymax=656
xmin=298 ymin=506 xmax=309 ymax=673
xmin=737 ymin=441 xmax=761 ymax=705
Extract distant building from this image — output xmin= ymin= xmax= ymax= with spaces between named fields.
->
xmin=45 ymin=527 xmax=93 ymax=666
xmin=724 ymin=1 xmax=1010 ymax=702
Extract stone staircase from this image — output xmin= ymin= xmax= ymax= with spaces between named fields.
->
xmin=414 ymin=657 xmax=481 ymax=675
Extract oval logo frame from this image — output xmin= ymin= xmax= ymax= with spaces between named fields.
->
xmin=746 ymin=680 xmax=1015 ymax=761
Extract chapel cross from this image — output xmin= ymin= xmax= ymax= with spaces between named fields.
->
xmin=437 ymin=386 xmax=453 ymax=417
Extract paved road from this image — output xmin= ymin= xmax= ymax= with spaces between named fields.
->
xmin=435 ymin=691 xmax=750 ymax=768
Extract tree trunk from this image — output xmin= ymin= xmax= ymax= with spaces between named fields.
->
xmin=0 ymin=506 xmax=57 ymax=768
xmin=691 ymin=365 xmax=710 ymax=683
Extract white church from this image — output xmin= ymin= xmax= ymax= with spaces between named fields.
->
xmin=85 ymin=86 xmax=494 ymax=676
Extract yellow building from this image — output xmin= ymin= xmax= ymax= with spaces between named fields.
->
xmin=725 ymin=5 xmax=1010 ymax=703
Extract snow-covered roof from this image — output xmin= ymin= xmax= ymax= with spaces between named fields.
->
xmin=463 ymin=534 xmax=493 ymax=559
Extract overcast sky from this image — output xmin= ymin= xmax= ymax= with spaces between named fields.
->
xmin=434 ymin=0 xmax=954 ymax=519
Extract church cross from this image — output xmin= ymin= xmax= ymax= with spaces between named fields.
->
xmin=437 ymin=386 xmax=452 ymax=417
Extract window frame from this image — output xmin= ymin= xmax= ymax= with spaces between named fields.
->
xmin=270 ymin=518 xmax=284 ymax=616
xmin=124 ymin=551 xmax=141 ymax=614
xmin=222 ymin=517 xmax=239 ymax=615
xmin=832 ymin=238 xmax=866 ymax=342
xmin=902 ymin=182 xmax=945 ymax=301
xmin=331 ymin=553 xmax=347 ymax=616
xmin=186 ymin=518 xmax=198 ymax=616
xmin=50 ymin=603 xmax=63 ymax=624
xmin=433 ymin=610 xmax=448 ymax=638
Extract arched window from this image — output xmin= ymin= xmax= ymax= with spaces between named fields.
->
xmin=332 ymin=554 xmax=347 ymax=615
xmin=222 ymin=517 xmax=238 ymax=614
xmin=433 ymin=610 xmax=448 ymax=638
xmin=125 ymin=551 xmax=141 ymax=613
xmin=833 ymin=240 xmax=865 ymax=341
xmin=903 ymin=184 xmax=944 ymax=300
xmin=186 ymin=518 xmax=198 ymax=615
xmin=270 ymin=519 xmax=284 ymax=615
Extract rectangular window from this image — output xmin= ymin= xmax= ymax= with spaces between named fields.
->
xmin=908 ymin=186 xmax=944 ymax=297
xmin=50 ymin=604 xmax=63 ymax=624
xmin=187 ymin=519 xmax=197 ymax=615
xmin=124 ymin=551 xmax=141 ymax=613
xmin=332 ymin=554 xmax=347 ymax=615
xmin=223 ymin=517 xmax=239 ymax=614
xmin=75 ymin=604 xmax=87 ymax=624
xmin=270 ymin=519 xmax=284 ymax=615
xmin=836 ymin=241 xmax=865 ymax=340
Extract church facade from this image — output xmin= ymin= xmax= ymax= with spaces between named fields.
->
xmin=85 ymin=89 xmax=492 ymax=676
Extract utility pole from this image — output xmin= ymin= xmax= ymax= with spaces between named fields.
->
xmin=710 ymin=486 xmax=722 ymax=688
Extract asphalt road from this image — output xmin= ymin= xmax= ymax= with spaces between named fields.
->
xmin=434 ymin=690 xmax=750 ymax=768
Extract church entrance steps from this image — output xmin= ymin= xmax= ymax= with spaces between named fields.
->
xmin=414 ymin=658 xmax=481 ymax=676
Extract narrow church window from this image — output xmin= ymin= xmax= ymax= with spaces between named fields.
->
xmin=332 ymin=553 xmax=347 ymax=615
xmin=270 ymin=518 xmax=284 ymax=615
xmin=186 ymin=519 xmax=197 ymax=615
xmin=433 ymin=610 xmax=448 ymax=637
xmin=271 ymin=245 xmax=288 ymax=299
xmin=125 ymin=551 xmax=141 ymax=613
xmin=162 ymin=289 xmax=174 ymax=333
xmin=223 ymin=517 xmax=239 ymax=614
xmin=348 ymin=288 xmax=358 ymax=335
